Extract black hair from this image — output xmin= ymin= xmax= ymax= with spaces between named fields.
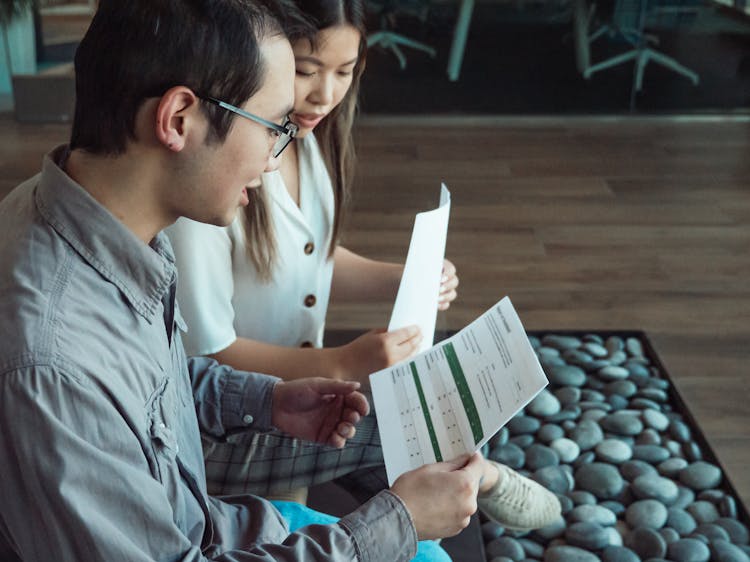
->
xmin=70 ymin=0 xmax=312 ymax=154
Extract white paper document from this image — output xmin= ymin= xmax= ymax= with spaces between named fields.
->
xmin=371 ymin=297 xmax=548 ymax=485
xmin=388 ymin=184 xmax=451 ymax=353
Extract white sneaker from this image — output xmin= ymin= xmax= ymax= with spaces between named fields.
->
xmin=477 ymin=461 xmax=562 ymax=531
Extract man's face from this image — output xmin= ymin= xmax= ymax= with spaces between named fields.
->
xmin=178 ymin=35 xmax=295 ymax=226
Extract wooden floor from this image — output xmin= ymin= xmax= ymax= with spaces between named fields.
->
xmin=1 ymin=114 xmax=749 ymax=509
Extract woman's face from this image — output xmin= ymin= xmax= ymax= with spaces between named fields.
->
xmin=291 ymin=24 xmax=361 ymax=138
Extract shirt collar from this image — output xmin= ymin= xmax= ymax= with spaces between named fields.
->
xmin=35 ymin=145 xmax=176 ymax=322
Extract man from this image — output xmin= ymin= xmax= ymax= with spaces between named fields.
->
xmin=0 ymin=1 xmax=483 ymax=560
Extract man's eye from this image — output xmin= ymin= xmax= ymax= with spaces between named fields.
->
xmin=269 ymin=129 xmax=281 ymax=138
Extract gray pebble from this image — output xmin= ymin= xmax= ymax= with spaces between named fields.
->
xmin=710 ymin=539 xmax=750 ymax=562
xmin=596 ymin=439 xmax=632 ymax=464
xmin=575 ymin=463 xmax=625 ymax=500
xmin=693 ymin=523 xmax=730 ymax=542
xmin=657 ymin=458 xmax=688 ymax=477
xmin=566 ymin=521 xmax=611 ymax=550
xmin=682 ymin=440 xmax=703 ymax=462
xmin=720 ymin=495 xmax=738 ymax=519
xmin=636 ymin=428 xmax=662 ymax=446
xmin=533 ymin=515 xmax=567 ymax=540
xmin=508 ymin=416 xmax=543 ymax=435
xmin=550 ymin=438 xmax=580 ymax=463
xmin=511 ymin=434 xmax=536 ymax=449
xmin=621 ymin=459 xmax=659 ymax=480
xmin=528 ymin=389 xmax=562 ymax=418
xmin=583 ymin=342 xmax=609 ymax=358
xmin=569 ymin=420 xmax=604 ymax=451
xmin=547 ymin=365 xmax=587 ymax=387
xmin=659 ymin=527 xmax=680 ymax=544
xmin=679 ymin=461 xmax=721 ymax=491
xmin=542 ymin=335 xmax=582 ymax=351
xmin=543 ymin=545 xmax=601 ymax=562
xmin=489 ymin=443 xmax=525 ymax=469
xmin=605 ymin=336 xmax=624 ymax=354
xmin=672 ymin=486 xmax=696 ymax=510
xmin=668 ymin=538 xmax=710 ymax=562
xmin=568 ymin=490 xmax=597 ymax=506
xmin=631 ymin=474 xmax=680 ymax=505
xmin=716 ymin=517 xmax=750 ymax=545
xmin=600 ymin=501 xmax=626 ymax=516
xmin=555 ymin=387 xmax=582 ymax=406
xmin=486 ymin=536 xmax=525 ymax=561
xmin=686 ymin=500 xmax=720 ymax=524
xmin=538 ymin=423 xmax=566 ymax=443
xmin=669 ymin=420 xmax=692 ymax=443
xmin=630 ymin=397 xmax=662 ymax=410
xmin=518 ymin=538 xmax=545 ymax=559
xmin=569 ymin=504 xmax=617 ymax=526
xmin=601 ymin=546 xmax=639 ymax=562
xmin=624 ymin=526 xmax=667 ymax=558
xmin=537 ymin=346 xmax=562 ymax=358
xmin=666 ymin=507 xmax=697 ymax=535
xmin=533 ymin=466 xmax=574 ymax=495
xmin=598 ymin=365 xmax=631 ymax=381
xmin=642 ymin=409 xmax=670 ymax=431
xmin=631 ymin=445 xmax=670 ymax=464
xmin=482 ymin=520 xmax=506 ymax=541
xmin=608 ymin=350 xmax=628 ymax=366
xmin=626 ymin=499 xmax=668 ymax=529
xmin=600 ymin=412 xmax=644 ymax=436
xmin=625 ymin=337 xmax=644 ymax=357
xmin=636 ymin=388 xmax=668 ymax=403
xmin=525 ymin=444 xmax=560 ymax=471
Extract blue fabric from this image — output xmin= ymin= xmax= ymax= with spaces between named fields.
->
xmin=273 ymin=501 xmax=452 ymax=561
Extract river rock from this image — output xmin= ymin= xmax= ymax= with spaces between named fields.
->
xmin=575 ymin=463 xmax=624 ymax=500
xmin=631 ymin=474 xmax=680 ymax=505
xmin=543 ymin=545 xmax=601 ymax=562
xmin=624 ymin=526 xmax=667 ymax=558
xmin=595 ymin=439 xmax=632 ymax=464
xmin=601 ymin=546 xmax=639 ymax=562
xmin=569 ymin=420 xmax=604 ymax=451
xmin=668 ymin=538 xmax=710 ymax=562
xmin=566 ymin=521 xmax=610 ymax=550
xmin=679 ymin=461 xmax=722 ymax=491
xmin=625 ymin=499 xmax=668 ymax=529
xmin=569 ymin=504 xmax=617 ymax=526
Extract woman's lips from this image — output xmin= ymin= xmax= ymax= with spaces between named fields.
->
xmin=293 ymin=113 xmax=325 ymax=129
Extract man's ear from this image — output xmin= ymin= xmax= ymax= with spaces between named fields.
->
xmin=154 ymin=87 xmax=202 ymax=152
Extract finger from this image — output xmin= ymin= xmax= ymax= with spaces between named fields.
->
xmin=440 ymin=276 xmax=459 ymax=293
xmin=386 ymin=325 xmax=420 ymax=344
xmin=343 ymin=391 xmax=370 ymax=417
xmin=459 ymin=452 xmax=485 ymax=481
xmin=442 ymin=259 xmax=456 ymax=276
xmin=342 ymin=408 xmax=362 ymax=425
xmin=434 ymin=453 xmax=475 ymax=472
xmin=337 ymin=422 xmax=355 ymax=439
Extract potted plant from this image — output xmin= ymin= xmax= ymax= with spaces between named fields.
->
xmin=1 ymin=0 xmax=37 ymax=95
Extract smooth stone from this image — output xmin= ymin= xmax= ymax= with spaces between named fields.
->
xmin=660 ymin=527 xmax=680 ymax=544
xmin=621 ymin=459 xmax=659 ymax=480
xmin=626 ymin=499 xmax=669 ymax=529
xmin=600 ymin=412 xmax=644 ymax=436
xmin=550 ymin=438 xmax=580 ymax=464
xmin=482 ymin=520 xmax=506 ymax=541
xmin=547 ymin=406 xmax=582 ymax=423
xmin=683 ymin=440 xmax=703 ymax=462
xmin=596 ymin=439 xmax=633 ymax=464
xmin=717 ymin=517 xmax=750 ymax=544
xmin=489 ymin=443 xmax=526 ymax=469
xmin=541 ymin=356 xmax=567 ymax=369
xmin=525 ymin=444 xmax=560 ymax=471
xmin=720 ymin=495 xmax=738 ymax=519
xmin=547 ymin=365 xmax=587 ymax=387
xmin=658 ymin=457 xmax=688 ymax=477
xmin=573 ymin=451 xmax=596 ymax=467
xmin=624 ymin=526 xmax=667 ymax=558
xmin=636 ymin=388 xmax=668 ymax=402
xmin=608 ymin=350 xmax=628 ymax=366
xmin=604 ymin=526 xmax=623 ymax=546
xmin=538 ymin=424 xmax=566 ymax=443
xmin=533 ymin=516 xmax=567 ymax=540
xmin=625 ymin=337 xmax=644 ymax=357
xmin=600 ymin=501 xmax=626 ymax=516
xmin=558 ymin=494 xmax=575 ymax=514
xmin=586 ymin=377 xmax=607 ymax=390
xmin=537 ymin=346 xmax=562 ymax=358
xmin=488 ymin=557 xmax=514 ymax=562
xmin=631 ymin=445 xmax=670 ymax=464
xmin=673 ymin=486 xmax=696 ymax=510
xmin=563 ymin=349 xmax=595 ymax=367
xmin=607 ymin=395 xmax=629 ymax=411
xmin=583 ymin=334 xmax=605 ymax=345
xmin=486 ymin=536 xmax=525 ymax=561
xmin=642 ymin=409 xmax=670 ymax=431
xmin=668 ymin=538 xmax=710 ymax=562
xmin=511 ymin=435 xmax=536 ymax=449
xmin=598 ymin=366 xmax=631 ymax=381
xmin=542 ymin=335 xmax=582 ymax=351
xmin=647 ymin=377 xmax=670 ymax=390
xmin=533 ymin=466 xmax=574 ymax=495
xmin=666 ymin=508 xmax=697 ymax=535
xmin=543 ymin=545 xmax=601 ymax=562
xmin=687 ymin=501 xmax=720 ymax=524
xmin=636 ymin=429 xmax=662 ymax=446
xmin=693 ymin=523 xmax=730 ymax=542
xmin=601 ymin=546 xmax=639 ymax=562
xmin=669 ymin=420 xmax=692 ymax=443
xmin=568 ymin=490 xmax=597 ymax=506
xmin=569 ymin=504 xmax=617 ymax=526
xmin=580 ymin=409 xmax=608 ymax=422
xmin=566 ymin=521 xmax=610 ymax=550
xmin=665 ymin=440 xmax=683 ymax=457
xmin=569 ymin=420 xmax=605 ymax=451
xmin=697 ymin=489 xmax=724 ymax=503
xmin=491 ymin=427 xmax=510 ymax=447
xmin=575 ymin=463 xmax=625 ymax=500
xmin=605 ymin=336 xmax=624 ymax=354
xmin=624 ymin=361 xmax=650 ymax=378
xmin=518 ymin=537 xmax=545 ymax=559
xmin=583 ymin=342 xmax=609 ymax=358
xmin=528 ymin=389 xmax=562 ymax=418
xmin=555 ymin=387 xmax=582 ymax=407
xmin=679 ymin=462 xmax=722 ymax=491
xmin=580 ymin=389 xmax=606 ymax=402
xmin=528 ymin=336 xmax=541 ymax=349
xmin=630 ymin=398 xmax=662 ymax=410
xmin=580 ymin=401 xmax=612 ymax=413
xmin=632 ymin=474 xmax=680 ymax=505
xmin=508 ymin=416 xmax=543 ymax=435
xmin=711 ymin=539 xmax=750 ymax=562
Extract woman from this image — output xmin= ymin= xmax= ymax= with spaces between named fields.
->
xmin=167 ymin=0 xmax=560 ymax=538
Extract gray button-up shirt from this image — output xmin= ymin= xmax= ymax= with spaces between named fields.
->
xmin=0 ymin=146 xmax=417 ymax=561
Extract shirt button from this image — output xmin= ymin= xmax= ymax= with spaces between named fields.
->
xmin=304 ymin=242 xmax=314 ymax=255
xmin=242 ymin=414 xmax=254 ymax=425
xmin=304 ymin=294 xmax=316 ymax=307
xmin=300 ymin=341 xmax=313 ymax=348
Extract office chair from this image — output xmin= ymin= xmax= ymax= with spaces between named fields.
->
xmin=367 ymin=0 xmax=436 ymax=70
xmin=582 ymin=0 xmax=699 ymax=93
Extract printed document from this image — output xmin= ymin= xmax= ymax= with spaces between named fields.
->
xmin=371 ymin=297 xmax=548 ymax=485
xmin=388 ymin=184 xmax=451 ymax=353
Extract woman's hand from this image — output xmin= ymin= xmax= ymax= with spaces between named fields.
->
xmin=438 ymin=259 xmax=459 ymax=311
xmin=333 ymin=326 xmax=422 ymax=384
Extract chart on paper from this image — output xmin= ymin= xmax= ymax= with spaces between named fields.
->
xmin=371 ymin=297 xmax=549 ymax=485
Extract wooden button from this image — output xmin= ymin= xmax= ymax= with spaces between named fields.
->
xmin=304 ymin=242 xmax=314 ymax=255
xmin=304 ymin=294 xmax=316 ymax=307
xmin=300 ymin=341 xmax=313 ymax=348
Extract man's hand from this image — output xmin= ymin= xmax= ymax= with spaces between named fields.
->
xmin=390 ymin=453 xmax=484 ymax=540
xmin=438 ymin=259 xmax=459 ymax=311
xmin=334 ymin=326 xmax=422 ymax=384
xmin=271 ymin=378 xmax=369 ymax=448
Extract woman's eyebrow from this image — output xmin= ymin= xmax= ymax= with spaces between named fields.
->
xmin=295 ymin=55 xmax=358 ymax=67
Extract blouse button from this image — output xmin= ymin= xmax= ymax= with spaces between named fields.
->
xmin=242 ymin=414 xmax=254 ymax=425
xmin=300 ymin=341 xmax=313 ymax=348
xmin=304 ymin=294 xmax=316 ymax=308
xmin=304 ymin=242 xmax=314 ymax=255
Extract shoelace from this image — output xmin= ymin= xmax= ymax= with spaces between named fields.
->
xmin=493 ymin=468 xmax=533 ymax=510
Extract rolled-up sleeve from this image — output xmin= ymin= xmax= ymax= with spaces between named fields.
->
xmin=188 ymin=356 xmax=279 ymax=438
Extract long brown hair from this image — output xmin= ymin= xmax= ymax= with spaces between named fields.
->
xmin=243 ymin=0 xmax=367 ymax=281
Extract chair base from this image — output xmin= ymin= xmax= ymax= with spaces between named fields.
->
xmin=584 ymin=46 xmax=699 ymax=91
xmin=367 ymin=31 xmax=436 ymax=70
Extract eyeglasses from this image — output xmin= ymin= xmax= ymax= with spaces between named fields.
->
xmin=202 ymin=96 xmax=298 ymax=158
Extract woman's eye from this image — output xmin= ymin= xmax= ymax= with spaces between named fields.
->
xmin=296 ymin=69 xmax=314 ymax=77
xmin=337 ymin=71 xmax=353 ymax=77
